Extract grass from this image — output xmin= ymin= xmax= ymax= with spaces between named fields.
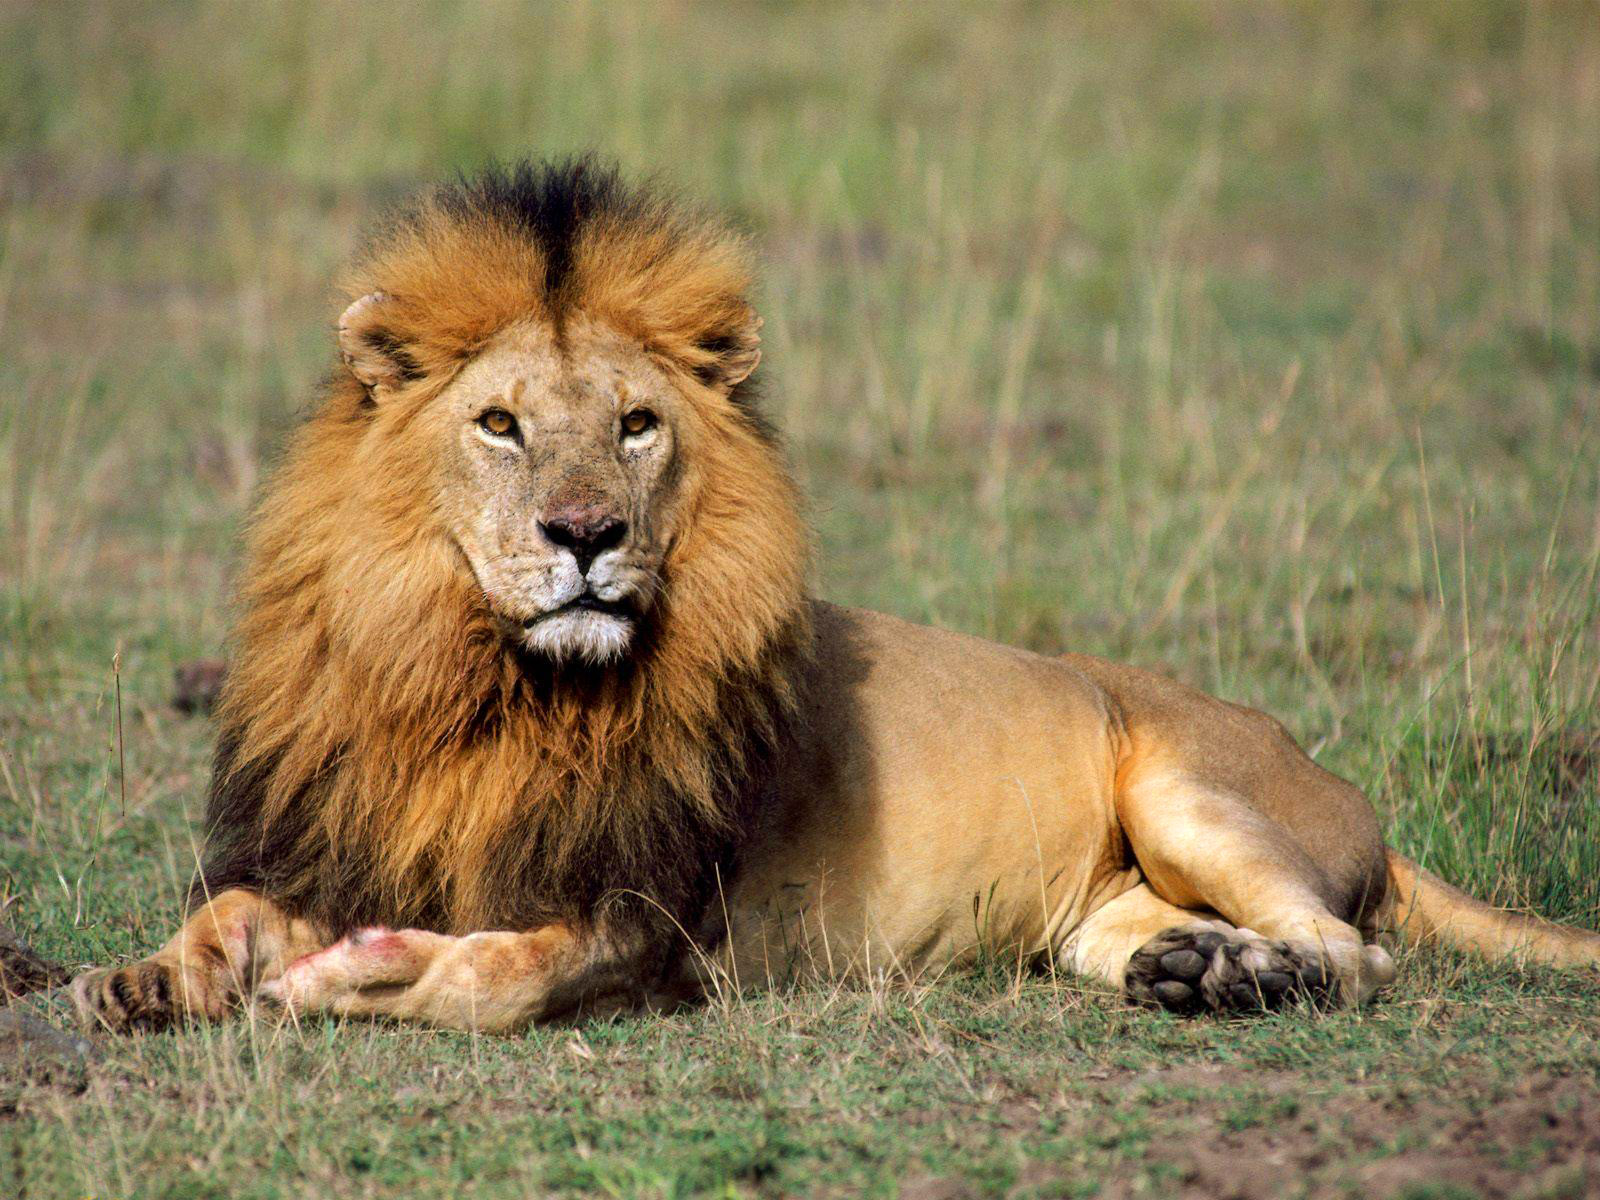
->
xmin=2 ymin=1 xmax=1599 ymax=1196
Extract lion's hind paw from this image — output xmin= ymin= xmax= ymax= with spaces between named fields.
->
xmin=1125 ymin=924 xmax=1335 ymax=1015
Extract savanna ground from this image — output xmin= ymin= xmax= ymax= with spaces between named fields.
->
xmin=2 ymin=2 xmax=1599 ymax=1196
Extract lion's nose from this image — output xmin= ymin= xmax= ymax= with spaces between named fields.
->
xmin=539 ymin=506 xmax=628 ymax=575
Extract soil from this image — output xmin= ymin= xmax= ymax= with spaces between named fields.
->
xmin=1103 ymin=1067 xmax=1600 ymax=1200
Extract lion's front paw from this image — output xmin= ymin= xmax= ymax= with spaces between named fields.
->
xmin=1125 ymin=924 xmax=1335 ymax=1015
xmin=71 ymin=959 xmax=219 ymax=1034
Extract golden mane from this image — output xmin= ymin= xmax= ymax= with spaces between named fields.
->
xmin=200 ymin=160 xmax=812 ymax=940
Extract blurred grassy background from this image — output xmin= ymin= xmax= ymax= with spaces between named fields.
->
xmin=2 ymin=2 xmax=1599 ymax=1197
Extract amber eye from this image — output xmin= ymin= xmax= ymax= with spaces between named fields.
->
xmin=478 ymin=408 xmax=519 ymax=440
xmin=620 ymin=409 xmax=657 ymax=438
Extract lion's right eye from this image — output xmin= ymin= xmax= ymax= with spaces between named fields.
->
xmin=478 ymin=409 xmax=519 ymax=441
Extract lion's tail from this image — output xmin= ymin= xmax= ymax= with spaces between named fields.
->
xmin=1385 ymin=849 xmax=1600 ymax=969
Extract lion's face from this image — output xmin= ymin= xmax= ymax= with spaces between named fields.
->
xmin=425 ymin=319 xmax=692 ymax=665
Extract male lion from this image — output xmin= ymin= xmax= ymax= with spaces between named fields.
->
xmin=74 ymin=160 xmax=1600 ymax=1033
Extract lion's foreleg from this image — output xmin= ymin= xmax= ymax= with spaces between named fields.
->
xmin=72 ymin=888 xmax=326 ymax=1032
xmin=259 ymin=922 xmax=643 ymax=1033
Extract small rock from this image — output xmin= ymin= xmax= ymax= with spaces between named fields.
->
xmin=0 ymin=924 xmax=71 ymax=1001
xmin=0 ymin=1007 xmax=96 ymax=1104
xmin=173 ymin=658 xmax=228 ymax=715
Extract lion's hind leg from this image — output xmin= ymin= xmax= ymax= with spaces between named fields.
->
xmin=1116 ymin=770 xmax=1396 ymax=1007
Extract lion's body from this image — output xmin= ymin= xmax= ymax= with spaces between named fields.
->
xmin=74 ymin=160 xmax=1600 ymax=1035
xmin=717 ymin=602 xmax=1391 ymax=985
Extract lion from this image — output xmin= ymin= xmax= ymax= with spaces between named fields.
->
xmin=73 ymin=158 xmax=1600 ymax=1034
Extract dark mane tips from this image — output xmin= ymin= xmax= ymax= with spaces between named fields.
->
xmin=434 ymin=156 xmax=646 ymax=296
xmin=356 ymin=156 xmax=773 ymax=432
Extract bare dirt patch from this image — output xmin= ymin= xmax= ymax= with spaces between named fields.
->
xmin=1119 ymin=1071 xmax=1600 ymax=1200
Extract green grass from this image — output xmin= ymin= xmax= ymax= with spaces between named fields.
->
xmin=2 ymin=1 xmax=1599 ymax=1196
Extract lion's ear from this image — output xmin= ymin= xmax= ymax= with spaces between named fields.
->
xmin=694 ymin=310 xmax=762 ymax=394
xmin=337 ymin=292 xmax=421 ymax=399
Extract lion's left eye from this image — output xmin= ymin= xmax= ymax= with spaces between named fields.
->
xmin=620 ymin=409 xmax=657 ymax=438
xmin=478 ymin=409 xmax=519 ymax=441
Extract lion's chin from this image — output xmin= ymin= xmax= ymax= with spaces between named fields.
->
xmin=519 ymin=608 xmax=634 ymax=666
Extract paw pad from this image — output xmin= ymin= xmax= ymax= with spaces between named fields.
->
xmin=1126 ymin=924 xmax=1338 ymax=1015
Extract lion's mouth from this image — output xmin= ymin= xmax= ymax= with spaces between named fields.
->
xmin=525 ymin=593 xmax=634 ymax=625
xmin=516 ymin=590 xmax=639 ymax=666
